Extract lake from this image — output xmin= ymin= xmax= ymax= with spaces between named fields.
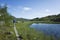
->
xmin=30 ymin=23 xmax=60 ymax=39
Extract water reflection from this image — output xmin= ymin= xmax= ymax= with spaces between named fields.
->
xmin=30 ymin=23 xmax=60 ymax=39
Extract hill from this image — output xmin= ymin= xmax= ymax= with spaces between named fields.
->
xmin=16 ymin=18 xmax=29 ymax=21
xmin=30 ymin=14 xmax=60 ymax=22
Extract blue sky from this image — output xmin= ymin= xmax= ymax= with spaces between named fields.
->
xmin=0 ymin=0 xmax=60 ymax=19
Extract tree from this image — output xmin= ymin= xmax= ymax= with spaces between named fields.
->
xmin=0 ymin=4 xmax=15 ymax=27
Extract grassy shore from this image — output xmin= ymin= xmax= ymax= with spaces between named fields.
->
xmin=0 ymin=21 xmax=56 ymax=40
xmin=31 ymin=21 xmax=60 ymax=24
xmin=16 ymin=21 xmax=54 ymax=40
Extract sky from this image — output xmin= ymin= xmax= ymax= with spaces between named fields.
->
xmin=0 ymin=0 xmax=60 ymax=19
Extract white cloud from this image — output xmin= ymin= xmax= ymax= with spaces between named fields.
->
xmin=23 ymin=7 xmax=32 ymax=11
xmin=10 ymin=6 xmax=21 ymax=11
xmin=7 ymin=5 xmax=11 ymax=8
xmin=1 ymin=4 xmax=5 ymax=6
xmin=8 ymin=6 xmax=32 ymax=14
xmin=21 ymin=7 xmax=32 ymax=13
xmin=45 ymin=9 xmax=50 ymax=12
xmin=0 ymin=3 xmax=11 ymax=8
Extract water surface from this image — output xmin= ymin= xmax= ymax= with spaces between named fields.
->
xmin=30 ymin=23 xmax=60 ymax=38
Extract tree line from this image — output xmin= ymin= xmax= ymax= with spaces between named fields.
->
xmin=30 ymin=14 xmax=60 ymax=22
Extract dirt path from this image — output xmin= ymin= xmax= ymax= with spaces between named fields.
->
xmin=14 ymin=23 xmax=21 ymax=40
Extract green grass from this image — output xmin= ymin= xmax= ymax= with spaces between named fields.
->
xmin=0 ymin=21 xmax=56 ymax=40
xmin=0 ymin=23 xmax=16 ymax=40
xmin=31 ymin=21 xmax=60 ymax=24
xmin=16 ymin=21 xmax=54 ymax=40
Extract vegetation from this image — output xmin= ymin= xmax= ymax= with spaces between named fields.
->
xmin=0 ymin=4 xmax=60 ymax=40
xmin=16 ymin=18 xmax=29 ymax=21
xmin=16 ymin=21 xmax=55 ymax=40
xmin=0 ymin=5 xmax=15 ymax=26
xmin=30 ymin=14 xmax=60 ymax=23
xmin=0 ymin=5 xmax=16 ymax=40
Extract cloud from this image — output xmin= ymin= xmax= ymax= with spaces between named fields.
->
xmin=8 ymin=6 xmax=32 ymax=14
xmin=23 ymin=7 xmax=32 ymax=11
xmin=0 ymin=3 xmax=11 ymax=8
xmin=9 ymin=6 xmax=21 ymax=11
xmin=21 ymin=7 xmax=32 ymax=13
xmin=45 ymin=9 xmax=50 ymax=12
xmin=7 ymin=5 xmax=12 ymax=8
xmin=1 ymin=3 xmax=5 ymax=6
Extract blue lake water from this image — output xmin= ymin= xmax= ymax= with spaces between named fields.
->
xmin=30 ymin=23 xmax=60 ymax=39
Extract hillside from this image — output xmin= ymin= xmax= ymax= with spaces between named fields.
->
xmin=16 ymin=18 xmax=29 ymax=21
xmin=30 ymin=14 xmax=60 ymax=22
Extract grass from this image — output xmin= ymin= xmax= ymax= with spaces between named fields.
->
xmin=0 ymin=22 xmax=16 ymax=40
xmin=0 ymin=21 xmax=56 ymax=40
xmin=31 ymin=21 xmax=60 ymax=24
xmin=16 ymin=21 xmax=54 ymax=40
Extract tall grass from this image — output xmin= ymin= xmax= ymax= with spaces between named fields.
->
xmin=0 ymin=21 xmax=55 ymax=40
xmin=16 ymin=21 xmax=54 ymax=40
xmin=0 ymin=22 xmax=16 ymax=40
